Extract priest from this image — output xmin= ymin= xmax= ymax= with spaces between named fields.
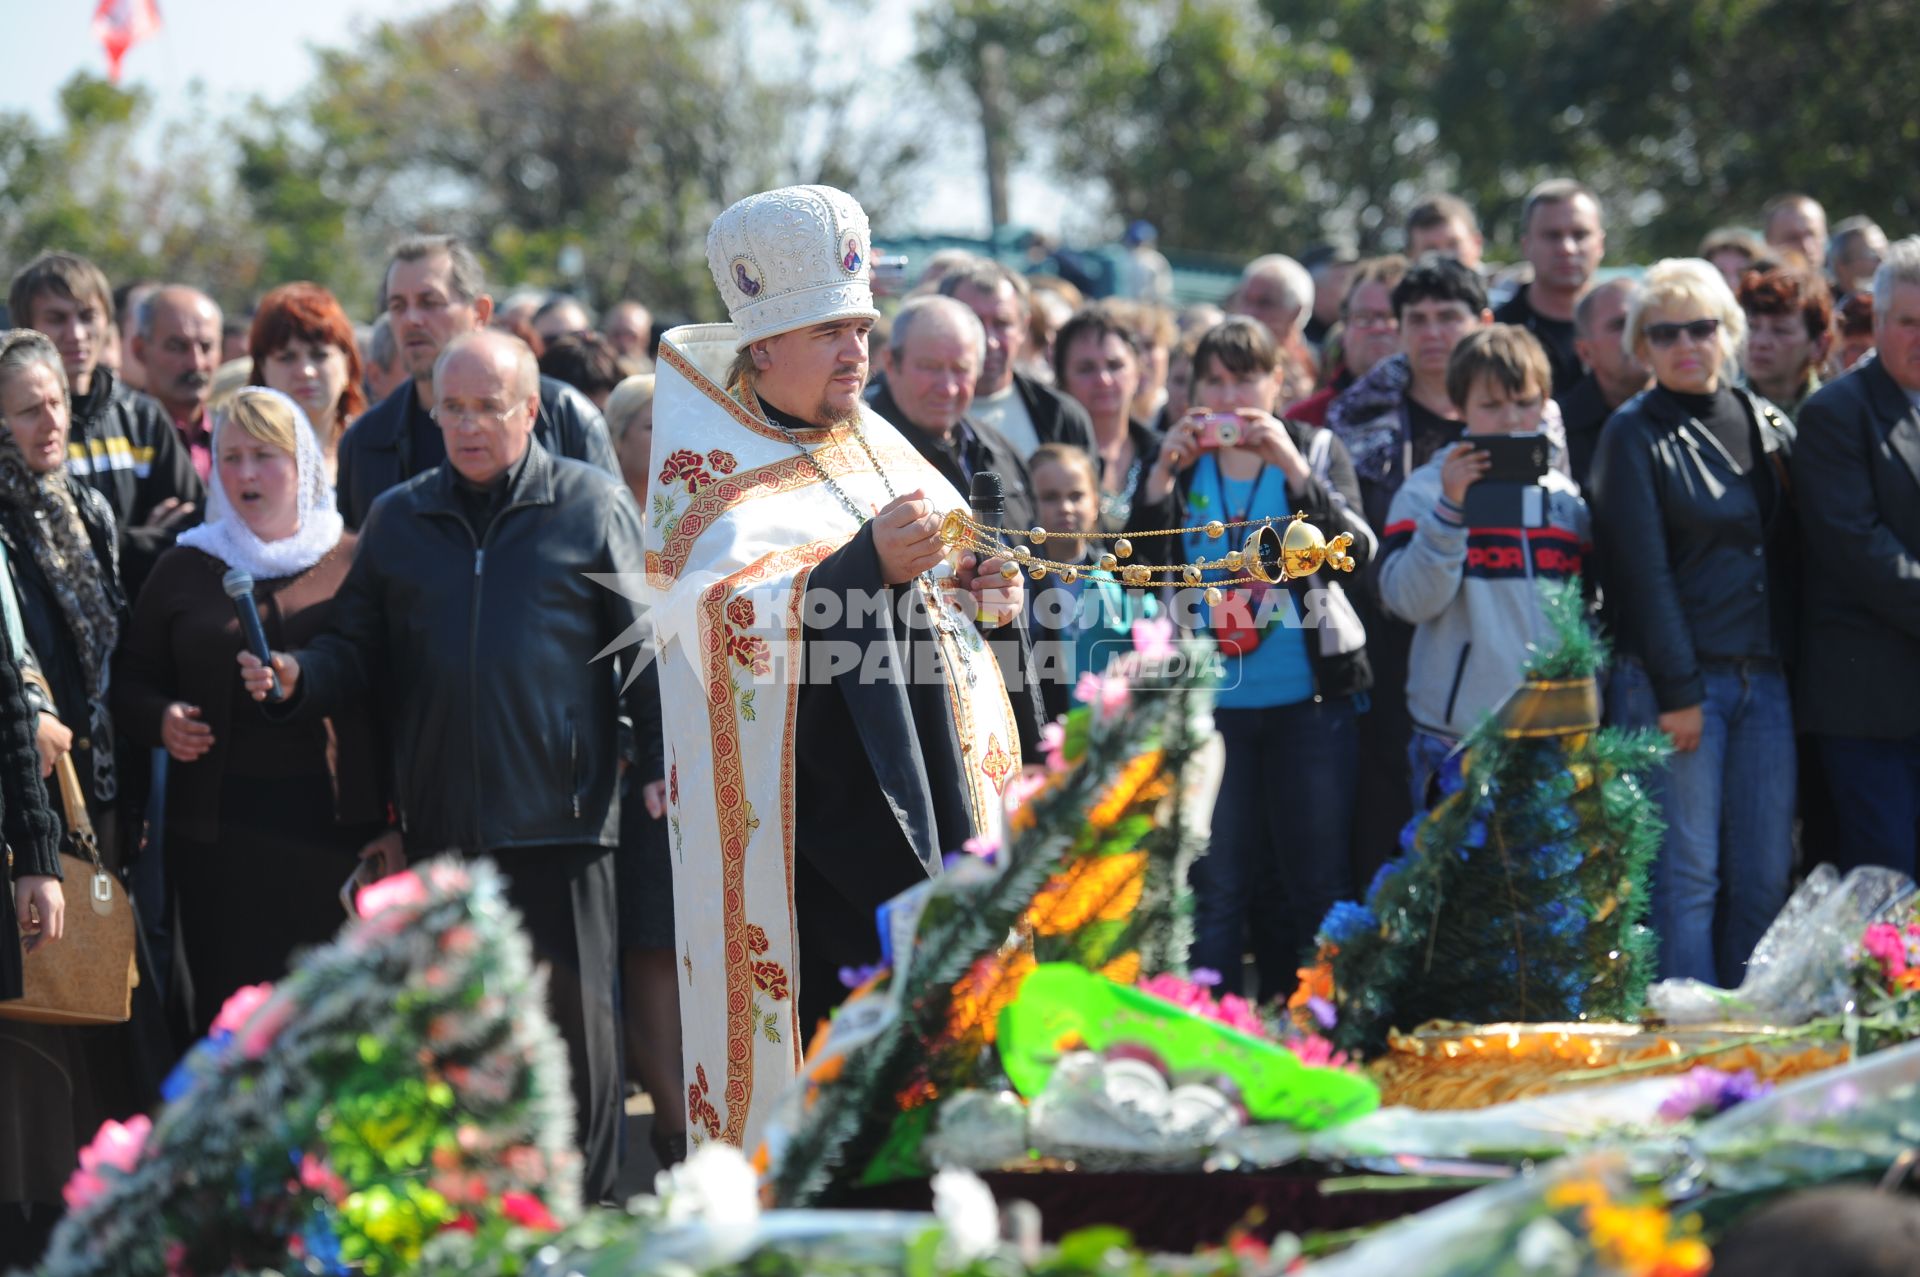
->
xmin=646 ymin=185 xmax=1038 ymax=1151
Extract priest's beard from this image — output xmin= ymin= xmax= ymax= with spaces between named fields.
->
xmin=813 ymin=393 xmax=864 ymax=429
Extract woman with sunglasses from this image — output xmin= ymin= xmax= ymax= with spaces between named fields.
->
xmin=1590 ymin=257 xmax=1798 ymax=989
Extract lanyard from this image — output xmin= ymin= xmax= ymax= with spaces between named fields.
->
xmin=1212 ymin=455 xmax=1272 ymax=525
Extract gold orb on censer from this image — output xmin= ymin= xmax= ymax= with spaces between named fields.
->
xmin=1246 ymin=515 xmax=1358 ymax=583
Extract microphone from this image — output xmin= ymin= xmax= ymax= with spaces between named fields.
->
xmin=969 ymin=470 xmax=1006 ymax=534
xmin=222 ymin=567 xmax=283 ymax=701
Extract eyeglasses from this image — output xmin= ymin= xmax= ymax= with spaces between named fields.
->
xmin=1346 ymin=311 xmax=1398 ymax=331
xmin=1645 ymin=318 xmax=1721 ymax=348
xmin=431 ymin=402 xmax=526 ymax=428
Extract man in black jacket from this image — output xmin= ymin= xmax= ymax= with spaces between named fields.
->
xmin=938 ymin=258 xmax=1095 ymax=461
xmin=1494 ymin=179 xmax=1606 ymax=399
xmin=1793 ymin=237 xmax=1920 ymax=878
xmin=8 ymin=252 xmax=203 ymax=597
xmin=1560 ymin=278 xmax=1650 ymax=491
xmin=337 ymin=234 xmax=617 ymax=528
xmin=242 ymin=330 xmax=645 ymax=1201
xmin=869 ymin=295 xmax=1036 ymax=533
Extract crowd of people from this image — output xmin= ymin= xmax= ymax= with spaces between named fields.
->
xmin=0 ymin=176 xmax=1916 ymax=1257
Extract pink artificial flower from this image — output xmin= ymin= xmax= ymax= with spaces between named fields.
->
xmin=428 ymin=862 xmax=472 ymax=893
xmin=961 ymin=834 xmax=1001 ymax=861
xmin=357 ymin=867 xmax=428 ymax=917
xmin=210 ymin=983 xmax=274 ymax=1038
xmin=1131 ymin=615 xmax=1175 ymax=661
xmin=239 ymin=997 xmax=294 ymax=1059
xmin=165 ymin=1239 xmax=192 ymax=1277
xmin=500 ymin=1190 xmax=560 ymax=1231
xmin=441 ymin=925 xmax=478 ymax=955
xmin=63 ymin=1115 xmax=151 ymax=1211
xmin=1136 ymin=974 xmax=1270 ymax=1039
xmin=1004 ymin=767 xmax=1051 ymax=820
xmin=1864 ymin=923 xmax=1908 ymax=979
xmin=298 ymin=1153 xmax=347 ymax=1203
xmin=1038 ymin=720 xmax=1068 ymax=772
xmin=1074 ymin=671 xmax=1131 ymax=719
xmin=1290 ymin=1034 xmax=1350 ymax=1070
xmin=356 ymin=870 xmax=428 ymax=919
xmin=1213 ymin=992 xmax=1267 ymax=1038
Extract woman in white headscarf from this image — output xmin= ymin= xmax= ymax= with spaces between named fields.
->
xmin=114 ymin=387 xmax=394 ymax=1036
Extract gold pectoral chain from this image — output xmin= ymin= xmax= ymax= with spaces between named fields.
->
xmin=937 ymin=510 xmax=1355 ymax=604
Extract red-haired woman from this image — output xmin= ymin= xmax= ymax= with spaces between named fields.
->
xmin=248 ymin=283 xmax=365 ymax=481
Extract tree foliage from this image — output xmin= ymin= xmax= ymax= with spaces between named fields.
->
xmin=919 ymin=0 xmax=1920 ymax=259
xmin=0 ymin=77 xmax=269 ymax=316
xmin=273 ymin=0 xmax=920 ymax=317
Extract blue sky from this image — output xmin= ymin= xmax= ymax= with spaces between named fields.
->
xmin=1 ymin=0 xmax=1090 ymax=238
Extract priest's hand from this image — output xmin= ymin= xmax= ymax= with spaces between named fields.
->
xmin=237 ymin=650 xmax=301 ymax=702
xmin=955 ymin=551 xmax=1024 ymax=629
xmin=873 ymin=488 xmax=947 ymax=585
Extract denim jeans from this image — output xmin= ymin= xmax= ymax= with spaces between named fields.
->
xmin=1190 ymin=698 xmax=1358 ymax=1000
xmin=1612 ymin=659 xmax=1796 ymax=987
xmin=1406 ymin=728 xmax=1459 ymax=814
xmin=1818 ymin=731 xmax=1920 ymax=880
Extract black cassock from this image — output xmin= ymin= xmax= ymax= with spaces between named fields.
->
xmin=763 ymin=399 xmax=1044 ymax=1039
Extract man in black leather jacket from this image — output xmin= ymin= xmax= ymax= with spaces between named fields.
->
xmin=336 ymin=234 xmax=616 ymax=529
xmin=243 ymin=330 xmax=646 ymax=1202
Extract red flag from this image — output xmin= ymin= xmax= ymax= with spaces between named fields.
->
xmin=92 ymin=0 xmax=162 ymax=83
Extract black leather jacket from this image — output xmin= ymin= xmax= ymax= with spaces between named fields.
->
xmin=1590 ymin=384 xmax=1797 ymax=712
xmin=67 ymin=368 xmax=205 ymax=597
xmin=335 ymin=374 xmax=618 ymax=529
xmin=275 ymin=442 xmax=648 ymax=854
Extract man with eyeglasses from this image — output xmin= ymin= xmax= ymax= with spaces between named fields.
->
xmin=1559 ymin=278 xmax=1652 ymax=490
xmin=336 ymin=234 xmax=617 ymax=529
xmin=240 ymin=327 xmax=646 ymax=1202
xmin=1285 ymin=254 xmax=1407 ymax=427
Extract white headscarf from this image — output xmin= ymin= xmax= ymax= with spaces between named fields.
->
xmin=176 ymin=386 xmax=346 ymax=580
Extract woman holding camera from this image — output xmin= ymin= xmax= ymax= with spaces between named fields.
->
xmin=1590 ymin=258 xmax=1797 ymax=988
xmin=1130 ymin=316 xmax=1374 ymax=999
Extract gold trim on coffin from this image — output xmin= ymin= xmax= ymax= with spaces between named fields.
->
xmin=1372 ymin=1021 xmax=1851 ymax=1110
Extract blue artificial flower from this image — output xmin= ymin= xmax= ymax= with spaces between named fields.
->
xmin=1435 ymin=753 xmax=1466 ymax=796
xmin=1462 ymin=820 xmax=1488 ymax=850
xmin=1541 ymin=900 xmax=1584 ymax=940
xmin=1535 ymin=842 xmax=1582 ymax=878
xmin=160 ymin=1030 xmax=235 ymax=1103
xmin=1367 ymin=857 xmax=1405 ymax=902
xmin=1397 ymin=818 xmax=1422 ymax=857
xmin=301 ymin=1209 xmax=350 ymax=1276
xmin=1319 ymin=900 xmax=1378 ymax=947
xmin=1547 ymin=807 xmax=1580 ymax=837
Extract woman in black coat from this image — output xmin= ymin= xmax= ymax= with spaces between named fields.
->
xmin=0 ymin=329 xmax=126 ymax=1265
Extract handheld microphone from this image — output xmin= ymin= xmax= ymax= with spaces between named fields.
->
xmin=222 ymin=567 xmax=283 ymax=701
xmin=969 ymin=470 xmax=1006 ymax=535
xmin=968 ymin=471 xmax=1010 ymax=625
